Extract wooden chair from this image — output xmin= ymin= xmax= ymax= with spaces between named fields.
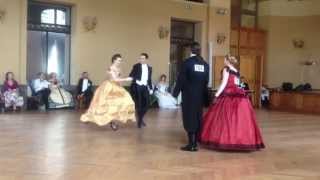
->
xmin=76 ymin=95 xmax=86 ymax=109
xmin=26 ymin=80 xmax=42 ymax=110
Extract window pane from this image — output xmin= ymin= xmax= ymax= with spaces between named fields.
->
xmin=27 ymin=31 xmax=47 ymax=81
xmin=41 ymin=9 xmax=55 ymax=24
xmin=56 ymin=10 xmax=66 ymax=25
xmin=47 ymin=32 xmax=70 ymax=84
xmin=241 ymin=0 xmax=257 ymax=11
xmin=241 ymin=15 xmax=256 ymax=28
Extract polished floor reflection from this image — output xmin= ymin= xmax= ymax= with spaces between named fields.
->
xmin=1 ymin=109 xmax=320 ymax=180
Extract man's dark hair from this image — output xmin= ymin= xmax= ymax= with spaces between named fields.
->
xmin=141 ymin=53 xmax=149 ymax=59
xmin=190 ymin=42 xmax=201 ymax=55
xmin=111 ymin=54 xmax=122 ymax=63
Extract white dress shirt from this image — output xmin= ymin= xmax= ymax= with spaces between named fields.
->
xmin=136 ymin=64 xmax=148 ymax=86
xmin=33 ymin=79 xmax=50 ymax=92
xmin=261 ymin=87 xmax=270 ymax=101
xmin=81 ymin=79 xmax=89 ymax=93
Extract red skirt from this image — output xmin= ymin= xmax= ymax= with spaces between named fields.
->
xmin=200 ymin=94 xmax=265 ymax=151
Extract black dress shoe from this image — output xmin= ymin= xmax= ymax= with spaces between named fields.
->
xmin=180 ymin=145 xmax=198 ymax=152
xmin=110 ymin=122 xmax=118 ymax=131
xmin=141 ymin=121 xmax=146 ymax=127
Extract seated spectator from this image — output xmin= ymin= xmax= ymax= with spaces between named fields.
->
xmin=33 ymin=72 xmax=50 ymax=110
xmin=76 ymin=72 xmax=93 ymax=108
xmin=2 ymin=72 xmax=24 ymax=111
xmin=48 ymin=72 xmax=73 ymax=108
xmin=261 ymin=84 xmax=270 ymax=108
xmin=155 ymin=74 xmax=178 ymax=109
xmin=240 ymin=76 xmax=250 ymax=90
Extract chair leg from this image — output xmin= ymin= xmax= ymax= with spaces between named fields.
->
xmin=78 ymin=98 xmax=85 ymax=109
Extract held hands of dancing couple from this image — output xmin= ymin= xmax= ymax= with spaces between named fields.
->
xmin=107 ymin=67 xmax=132 ymax=82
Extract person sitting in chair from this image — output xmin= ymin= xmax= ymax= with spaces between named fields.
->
xmin=155 ymin=74 xmax=178 ymax=109
xmin=76 ymin=72 xmax=93 ymax=108
xmin=240 ymin=76 xmax=250 ymax=90
xmin=48 ymin=72 xmax=73 ymax=109
xmin=33 ymin=72 xmax=50 ymax=110
xmin=2 ymin=72 xmax=24 ymax=111
xmin=261 ymin=84 xmax=270 ymax=108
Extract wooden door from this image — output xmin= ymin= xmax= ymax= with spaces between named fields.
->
xmin=255 ymin=55 xmax=263 ymax=107
xmin=239 ymin=55 xmax=256 ymax=106
xmin=213 ymin=56 xmax=225 ymax=88
xmin=239 ymin=55 xmax=263 ymax=107
xmin=230 ymin=29 xmax=239 ymax=56
xmin=230 ymin=27 xmax=266 ymax=108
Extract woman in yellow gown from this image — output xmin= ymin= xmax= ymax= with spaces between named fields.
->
xmin=80 ymin=54 xmax=135 ymax=130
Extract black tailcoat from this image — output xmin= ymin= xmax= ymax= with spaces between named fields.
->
xmin=173 ymin=56 xmax=209 ymax=133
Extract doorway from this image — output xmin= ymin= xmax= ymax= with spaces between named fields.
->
xmin=169 ymin=20 xmax=196 ymax=88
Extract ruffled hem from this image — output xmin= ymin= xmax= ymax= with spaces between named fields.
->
xmin=201 ymin=141 xmax=265 ymax=151
xmin=80 ymin=113 xmax=136 ymax=126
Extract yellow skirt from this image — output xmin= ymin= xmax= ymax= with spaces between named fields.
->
xmin=80 ymin=81 xmax=136 ymax=126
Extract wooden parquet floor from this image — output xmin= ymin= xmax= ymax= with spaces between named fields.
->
xmin=0 ymin=109 xmax=320 ymax=180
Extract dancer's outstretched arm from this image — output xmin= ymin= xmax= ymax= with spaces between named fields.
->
xmin=107 ymin=69 xmax=133 ymax=82
xmin=124 ymin=77 xmax=133 ymax=81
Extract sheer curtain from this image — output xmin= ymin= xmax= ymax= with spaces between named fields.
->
xmin=27 ymin=31 xmax=70 ymax=84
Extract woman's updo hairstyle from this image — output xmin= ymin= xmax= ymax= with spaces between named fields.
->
xmin=225 ymin=54 xmax=238 ymax=66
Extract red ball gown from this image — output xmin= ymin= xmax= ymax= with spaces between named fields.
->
xmin=200 ymin=67 xmax=265 ymax=151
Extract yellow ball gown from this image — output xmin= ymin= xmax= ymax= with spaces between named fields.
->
xmin=80 ymin=70 xmax=135 ymax=126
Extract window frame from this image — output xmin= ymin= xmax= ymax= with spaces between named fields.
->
xmin=28 ymin=0 xmax=71 ymax=34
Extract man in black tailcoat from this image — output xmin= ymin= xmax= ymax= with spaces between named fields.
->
xmin=129 ymin=53 xmax=153 ymax=128
xmin=76 ymin=72 xmax=93 ymax=108
xmin=173 ymin=42 xmax=209 ymax=152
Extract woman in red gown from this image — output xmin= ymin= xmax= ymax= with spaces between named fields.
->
xmin=200 ymin=55 xmax=265 ymax=151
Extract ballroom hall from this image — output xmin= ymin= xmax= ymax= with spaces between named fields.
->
xmin=1 ymin=0 xmax=320 ymax=179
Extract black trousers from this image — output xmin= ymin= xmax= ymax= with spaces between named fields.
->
xmin=81 ymin=90 xmax=93 ymax=108
xmin=181 ymin=97 xmax=203 ymax=133
xmin=36 ymin=88 xmax=50 ymax=109
xmin=131 ymin=84 xmax=149 ymax=126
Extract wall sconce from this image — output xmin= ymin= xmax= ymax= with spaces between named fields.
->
xmin=0 ymin=9 xmax=6 ymax=23
xmin=216 ymin=8 xmax=228 ymax=15
xmin=292 ymin=39 xmax=304 ymax=48
xmin=216 ymin=33 xmax=226 ymax=45
xmin=300 ymin=60 xmax=317 ymax=66
xmin=158 ymin=26 xmax=170 ymax=39
xmin=82 ymin=16 xmax=98 ymax=32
